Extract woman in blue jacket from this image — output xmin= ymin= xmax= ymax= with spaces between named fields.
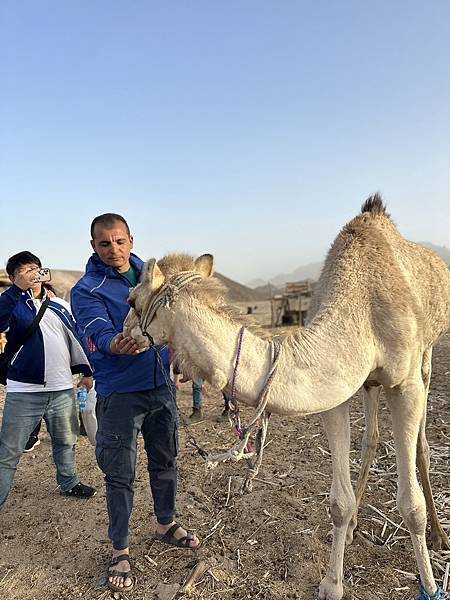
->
xmin=0 ymin=251 xmax=96 ymax=510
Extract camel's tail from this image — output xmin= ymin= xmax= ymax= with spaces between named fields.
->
xmin=361 ymin=193 xmax=390 ymax=218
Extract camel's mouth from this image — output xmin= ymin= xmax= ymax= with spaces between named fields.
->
xmin=123 ymin=307 xmax=150 ymax=350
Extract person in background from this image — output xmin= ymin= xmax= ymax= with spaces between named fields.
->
xmin=22 ymin=282 xmax=88 ymax=452
xmin=190 ymin=379 xmax=231 ymax=422
xmin=173 ymin=372 xmax=231 ymax=423
xmin=0 ymin=251 xmax=96 ymax=509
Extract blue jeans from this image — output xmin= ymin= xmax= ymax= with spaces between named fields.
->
xmin=0 ymin=388 xmax=79 ymax=510
xmin=95 ymin=384 xmax=178 ymax=550
xmin=192 ymin=379 xmax=231 ymax=411
xmin=192 ymin=379 xmax=204 ymax=409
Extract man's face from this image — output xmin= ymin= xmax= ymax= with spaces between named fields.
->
xmin=91 ymin=221 xmax=133 ymax=273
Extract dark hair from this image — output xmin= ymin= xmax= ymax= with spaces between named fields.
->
xmin=43 ymin=282 xmax=57 ymax=295
xmin=90 ymin=213 xmax=130 ymax=239
xmin=6 ymin=251 xmax=41 ymax=277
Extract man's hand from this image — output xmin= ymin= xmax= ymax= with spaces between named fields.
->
xmin=14 ymin=267 xmax=39 ymax=291
xmin=78 ymin=376 xmax=94 ymax=391
xmin=173 ymin=373 xmax=182 ymax=391
xmin=110 ymin=333 xmax=141 ymax=355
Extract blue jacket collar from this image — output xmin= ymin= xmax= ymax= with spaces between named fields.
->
xmin=86 ymin=253 xmax=144 ymax=279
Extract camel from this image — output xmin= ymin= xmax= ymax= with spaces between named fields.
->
xmin=123 ymin=196 xmax=450 ymax=600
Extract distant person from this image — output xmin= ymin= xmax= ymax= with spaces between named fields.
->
xmin=175 ymin=375 xmax=230 ymax=423
xmin=0 ymin=251 xmax=96 ymax=511
xmin=71 ymin=213 xmax=200 ymax=594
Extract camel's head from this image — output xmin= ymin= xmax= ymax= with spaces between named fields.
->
xmin=123 ymin=253 xmax=215 ymax=349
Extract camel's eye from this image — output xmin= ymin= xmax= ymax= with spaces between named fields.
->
xmin=127 ymin=298 xmax=135 ymax=309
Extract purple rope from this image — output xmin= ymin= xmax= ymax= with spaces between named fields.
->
xmin=230 ymin=326 xmax=245 ymax=436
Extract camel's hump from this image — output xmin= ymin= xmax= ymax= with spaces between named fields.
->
xmin=360 ymin=193 xmax=389 ymax=217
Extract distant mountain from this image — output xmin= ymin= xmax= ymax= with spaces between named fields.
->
xmin=0 ymin=269 xmax=263 ymax=304
xmin=247 ymin=277 xmax=268 ymax=289
xmin=247 ymin=261 xmax=323 ymax=289
xmin=246 ymin=242 xmax=450 ymax=291
xmin=215 ymin=273 xmax=268 ymax=302
xmin=50 ymin=269 xmax=84 ymax=300
xmin=269 ymin=262 xmax=324 ymax=288
xmin=419 ymin=243 xmax=450 ymax=265
xmin=252 ymin=283 xmax=282 ymax=298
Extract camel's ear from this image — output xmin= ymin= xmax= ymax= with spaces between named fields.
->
xmin=194 ymin=254 xmax=214 ymax=279
xmin=142 ymin=258 xmax=165 ymax=290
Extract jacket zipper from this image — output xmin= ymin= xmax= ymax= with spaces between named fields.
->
xmin=10 ymin=345 xmax=24 ymax=365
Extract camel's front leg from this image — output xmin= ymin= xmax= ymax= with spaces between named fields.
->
xmin=318 ymin=402 xmax=355 ymax=600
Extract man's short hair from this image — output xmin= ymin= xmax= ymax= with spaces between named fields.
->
xmin=90 ymin=213 xmax=130 ymax=239
xmin=6 ymin=251 xmax=42 ymax=276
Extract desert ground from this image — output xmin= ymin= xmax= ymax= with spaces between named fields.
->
xmin=0 ymin=302 xmax=449 ymax=600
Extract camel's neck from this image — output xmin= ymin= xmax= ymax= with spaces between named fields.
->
xmin=170 ymin=302 xmax=273 ymax=407
xmin=169 ymin=298 xmax=374 ymax=416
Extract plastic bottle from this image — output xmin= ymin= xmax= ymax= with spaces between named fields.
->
xmin=77 ymin=386 xmax=88 ymax=410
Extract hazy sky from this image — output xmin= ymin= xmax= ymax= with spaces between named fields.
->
xmin=1 ymin=1 xmax=449 ymax=284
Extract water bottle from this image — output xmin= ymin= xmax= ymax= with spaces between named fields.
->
xmin=77 ymin=386 xmax=88 ymax=410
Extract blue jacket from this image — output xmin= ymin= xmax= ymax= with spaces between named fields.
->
xmin=70 ymin=253 xmax=170 ymax=396
xmin=0 ymin=285 xmax=92 ymax=385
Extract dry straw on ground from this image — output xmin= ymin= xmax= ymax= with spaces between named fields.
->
xmin=0 ymin=311 xmax=448 ymax=600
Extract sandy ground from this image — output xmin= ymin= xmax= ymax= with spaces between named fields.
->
xmin=0 ymin=311 xmax=449 ymax=600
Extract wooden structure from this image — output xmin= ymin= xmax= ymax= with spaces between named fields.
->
xmin=270 ymin=280 xmax=313 ymax=327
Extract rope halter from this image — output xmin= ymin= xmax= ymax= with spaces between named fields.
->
xmin=138 ymin=271 xmax=203 ymax=343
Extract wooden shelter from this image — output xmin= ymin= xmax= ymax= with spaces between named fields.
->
xmin=270 ymin=280 xmax=314 ymax=327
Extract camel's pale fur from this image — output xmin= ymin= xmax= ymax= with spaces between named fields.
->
xmin=123 ymin=196 xmax=450 ymax=600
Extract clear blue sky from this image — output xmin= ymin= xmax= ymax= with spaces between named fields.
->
xmin=1 ymin=1 xmax=449 ymax=284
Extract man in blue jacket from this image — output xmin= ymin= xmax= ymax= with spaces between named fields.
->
xmin=71 ymin=213 xmax=200 ymax=594
xmin=0 ymin=251 xmax=96 ymax=511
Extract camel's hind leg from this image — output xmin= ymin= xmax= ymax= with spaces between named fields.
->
xmin=318 ymin=402 xmax=355 ymax=600
xmin=417 ymin=348 xmax=450 ymax=550
xmin=386 ymin=378 xmax=440 ymax=597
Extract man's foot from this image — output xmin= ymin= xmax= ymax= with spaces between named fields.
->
xmin=188 ymin=407 xmax=203 ymax=423
xmin=60 ymin=482 xmax=97 ymax=498
xmin=155 ymin=521 xmax=201 ymax=549
xmin=23 ymin=436 xmax=40 ymax=453
xmin=108 ymin=550 xmax=136 ymax=592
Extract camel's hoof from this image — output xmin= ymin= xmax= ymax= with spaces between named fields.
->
xmin=241 ymin=479 xmax=253 ymax=494
xmin=318 ymin=576 xmax=343 ymax=600
xmin=430 ymin=532 xmax=450 ymax=551
xmin=418 ymin=583 xmax=450 ymax=599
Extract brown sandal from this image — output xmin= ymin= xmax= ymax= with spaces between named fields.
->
xmin=107 ymin=554 xmax=137 ymax=593
xmin=154 ymin=522 xmax=200 ymax=549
